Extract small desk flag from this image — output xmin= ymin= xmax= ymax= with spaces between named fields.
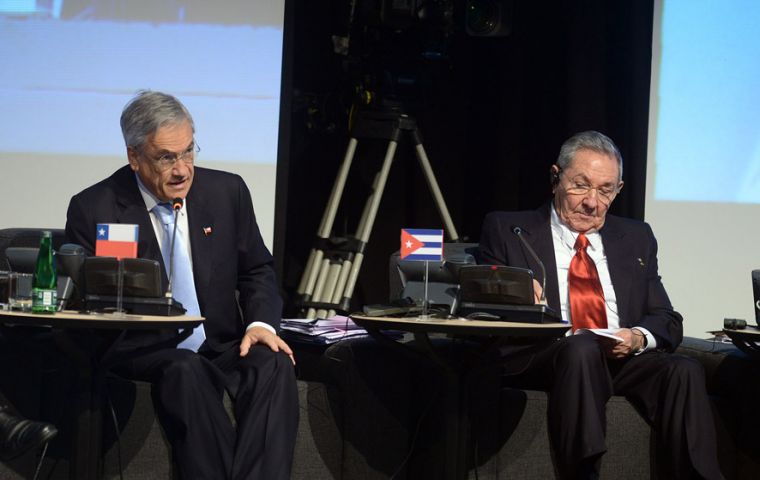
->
xmin=400 ymin=228 xmax=443 ymax=261
xmin=95 ymin=223 xmax=139 ymax=259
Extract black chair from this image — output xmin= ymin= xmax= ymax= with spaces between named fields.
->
xmin=0 ymin=229 xmax=65 ymax=271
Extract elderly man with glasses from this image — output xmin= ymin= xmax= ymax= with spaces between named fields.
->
xmin=478 ymin=131 xmax=723 ymax=479
xmin=64 ymin=91 xmax=297 ymax=480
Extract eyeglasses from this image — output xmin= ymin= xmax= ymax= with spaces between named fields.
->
xmin=139 ymin=142 xmax=200 ymax=171
xmin=563 ymin=181 xmax=620 ymax=203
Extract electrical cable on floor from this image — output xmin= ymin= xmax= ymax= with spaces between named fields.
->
xmin=472 ymin=439 xmax=479 ymax=480
xmin=389 ymin=372 xmax=444 ymax=480
xmin=107 ymin=392 xmax=125 ymax=480
xmin=32 ymin=442 xmax=49 ymax=480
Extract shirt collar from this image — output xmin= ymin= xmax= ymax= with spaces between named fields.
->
xmin=551 ymin=203 xmax=601 ymax=252
xmin=134 ymin=173 xmax=187 ymax=215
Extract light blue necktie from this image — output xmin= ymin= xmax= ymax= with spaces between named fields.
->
xmin=153 ymin=203 xmax=206 ymax=351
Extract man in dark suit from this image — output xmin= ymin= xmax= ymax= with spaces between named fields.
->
xmin=65 ymin=91 xmax=297 ymax=480
xmin=479 ymin=131 xmax=723 ymax=479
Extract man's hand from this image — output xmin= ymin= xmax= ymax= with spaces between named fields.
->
xmin=600 ymin=328 xmax=645 ymax=359
xmin=240 ymin=326 xmax=295 ymax=365
xmin=532 ymin=279 xmax=544 ymax=305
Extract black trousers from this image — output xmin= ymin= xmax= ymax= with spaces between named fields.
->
xmin=501 ymin=334 xmax=723 ymax=480
xmin=112 ymin=344 xmax=298 ymax=480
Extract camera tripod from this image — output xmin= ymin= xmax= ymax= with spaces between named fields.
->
xmin=295 ymin=110 xmax=460 ymax=319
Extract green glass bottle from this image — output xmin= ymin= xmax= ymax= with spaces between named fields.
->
xmin=32 ymin=231 xmax=57 ymax=314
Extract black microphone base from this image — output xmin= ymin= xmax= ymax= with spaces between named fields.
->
xmin=85 ymin=294 xmax=186 ymax=316
xmin=457 ymin=302 xmax=561 ymax=323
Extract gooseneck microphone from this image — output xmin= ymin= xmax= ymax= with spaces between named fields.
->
xmin=512 ymin=226 xmax=547 ymax=304
xmin=165 ymin=197 xmax=184 ymax=298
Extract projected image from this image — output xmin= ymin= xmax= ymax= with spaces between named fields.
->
xmin=653 ymin=0 xmax=760 ymax=203
xmin=0 ymin=0 xmax=284 ymax=164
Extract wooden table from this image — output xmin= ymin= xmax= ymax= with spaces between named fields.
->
xmin=350 ymin=314 xmax=569 ymax=480
xmin=0 ymin=309 xmax=203 ymax=480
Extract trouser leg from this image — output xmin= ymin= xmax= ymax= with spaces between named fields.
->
xmin=502 ymin=334 xmax=611 ymax=477
xmin=112 ymin=348 xmax=235 ymax=480
xmin=212 ymin=345 xmax=298 ymax=480
xmin=613 ymin=353 xmax=724 ymax=480
xmin=548 ymin=335 xmax=611 ymax=476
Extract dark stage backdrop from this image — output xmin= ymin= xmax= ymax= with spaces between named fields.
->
xmin=275 ymin=0 xmax=654 ymax=314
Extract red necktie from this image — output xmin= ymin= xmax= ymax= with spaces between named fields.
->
xmin=568 ymin=233 xmax=608 ymax=331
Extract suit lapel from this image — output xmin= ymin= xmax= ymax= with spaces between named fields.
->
xmin=523 ymin=205 xmax=561 ymax=313
xmin=187 ymin=181 xmax=214 ymax=313
xmin=112 ymin=167 xmax=167 ymax=286
xmin=600 ymin=218 xmax=632 ymax=326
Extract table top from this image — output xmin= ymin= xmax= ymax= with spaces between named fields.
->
xmin=723 ymin=325 xmax=760 ymax=359
xmin=0 ymin=309 xmax=204 ymax=330
xmin=723 ymin=325 xmax=760 ymax=342
xmin=351 ymin=314 xmax=570 ymax=338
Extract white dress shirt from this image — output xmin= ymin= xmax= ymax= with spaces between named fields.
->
xmin=135 ymin=174 xmax=275 ymax=335
xmin=550 ymin=205 xmax=656 ymax=351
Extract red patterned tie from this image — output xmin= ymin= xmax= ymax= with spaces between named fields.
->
xmin=568 ymin=233 xmax=608 ymax=331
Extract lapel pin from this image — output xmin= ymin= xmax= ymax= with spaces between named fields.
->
xmin=203 ymin=226 xmax=213 ymax=236
xmin=637 ymin=257 xmax=645 ymax=267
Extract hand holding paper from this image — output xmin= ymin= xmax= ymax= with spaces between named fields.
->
xmin=575 ymin=328 xmax=625 ymax=343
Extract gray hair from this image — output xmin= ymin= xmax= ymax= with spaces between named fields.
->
xmin=120 ymin=90 xmax=195 ymax=150
xmin=556 ymin=130 xmax=623 ymax=181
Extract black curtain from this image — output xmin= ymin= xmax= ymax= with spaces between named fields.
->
xmin=275 ymin=0 xmax=654 ymax=313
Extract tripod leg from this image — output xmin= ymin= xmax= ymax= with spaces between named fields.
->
xmin=307 ymin=257 xmax=331 ymax=318
xmin=297 ymin=138 xmax=359 ymax=307
xmin=356 ymin=170 xmax=382 ymax=237
xmin=338 ymin=139 xmax=399 ymax=305
xmin=315 ymin=261 xmax=342 ymax=318
xmin=318 ymin=138 xmax=359 ymax=238
xmin=327 ymin=259 xmax=353 ymax=318
xmin=412 ymin=140 xmax=460 ymax=242
xmin=323 ymin=167 xmax=384 ymax=317
xmin=297 ymin=248 xmax=322 ymax=298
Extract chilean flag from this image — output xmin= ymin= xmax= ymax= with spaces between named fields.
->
xmin=95 ymin=224 xmax=139 ymax=259
xmin=400 ymin=228 xmax=443 ymax=261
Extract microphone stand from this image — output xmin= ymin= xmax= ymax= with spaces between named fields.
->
xmin=512 ymin=227 xmax=547 ymax=305
xmin=419 ymin=260 xmax=430 ymax=320
xmin=114 ymin=258 xmax=125 ymax=317
xmin=165 ymin=198 xmax=183 ymax=298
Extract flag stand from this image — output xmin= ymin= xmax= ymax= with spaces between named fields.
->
xmin=111 ymin=259 xmax=127 ymax=318
xmin=294 ymin=109 xmax=459 ymax=319
xmin=418 ymin=260 xmax=431 ymax=320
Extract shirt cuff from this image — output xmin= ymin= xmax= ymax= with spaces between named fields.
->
xmin=245 ymin=321 xmax=276 ymax=335
xmin=632 ymin=327 xmax=657 ymax=354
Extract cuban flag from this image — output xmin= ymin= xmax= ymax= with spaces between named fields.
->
xmin=400 ymin=228 xmax=443 ymax=261
xmin=95 ymin=223 xmax=139 ymax=259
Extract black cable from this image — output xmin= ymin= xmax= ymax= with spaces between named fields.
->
xmin=472 ymin=439 xmax=479 ymax=480
xmin=389 ymin=370 xmax=444 ymax=480
xmin=32 ymin=442 xmax=48 ymax=480
xmin=107 ymin=390 xmax=124 ymax=480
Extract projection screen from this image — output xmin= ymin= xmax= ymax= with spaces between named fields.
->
xmin=0 ymin=1 xmax=285 ymax=250
xmin=646 ymin=0 xmax=760 ymax=337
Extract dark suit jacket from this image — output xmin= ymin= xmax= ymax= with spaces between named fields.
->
xmin=478 ymin=204 xmax=683 ymax=351
xmin=65 ymin=165 xmax=282 ymax=353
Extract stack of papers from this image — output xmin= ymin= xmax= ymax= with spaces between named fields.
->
xmin=575 ymin=328 xmax=624 ymax=343
xmin=281 ymin=315 xmax=369 ymax=344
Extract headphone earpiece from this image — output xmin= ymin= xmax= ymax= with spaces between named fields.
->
xmin=550 ymin=166 xmax=561 ymax=186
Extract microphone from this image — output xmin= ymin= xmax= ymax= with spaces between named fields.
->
xmin=165 ymin=197 xmax=184 ymax=298
xmin=512 ymin=226 xmax=547 ymax=304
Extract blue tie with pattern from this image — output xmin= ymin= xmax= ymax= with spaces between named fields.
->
xmin=153 ymin=203 xmax=206 ymax=351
